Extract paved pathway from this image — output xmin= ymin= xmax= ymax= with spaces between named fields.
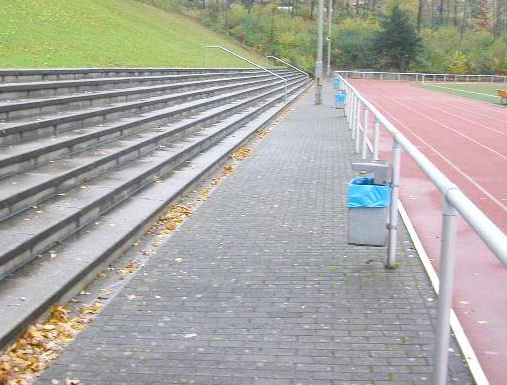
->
xmin=37 ymin=83 xmax=473 ymax=384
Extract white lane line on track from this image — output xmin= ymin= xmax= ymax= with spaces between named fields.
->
xmin=415 ymin=100 xmax=507 ymax=138
xmin=397 ymin=202 xmax=490 ymax=385
xmin=379 ymin=93 xmax=507 ymax=160
xmin=436 ymin=101 xmax=507 ymax=125
xmin=366 ymin=98 xmax=507 ymax=213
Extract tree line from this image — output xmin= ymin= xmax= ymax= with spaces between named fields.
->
xmin=138 ymin=0 xmax=507 ymax=74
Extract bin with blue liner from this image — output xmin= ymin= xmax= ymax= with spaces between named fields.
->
xmin=334 ymin=90 xmax=346 ymax=109
xmin=333 ymin=78 xmax=341 ymax=89
xmin=347 ymin=163 xmax=390 ymax=246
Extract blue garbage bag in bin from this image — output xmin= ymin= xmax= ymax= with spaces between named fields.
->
xmin=333 ymin=78 xmax=341 ymax=89
xmin=347 ymin=177 xmax=390 ymax=208
xmin=334 ymin=90 xmax=346 ymax=108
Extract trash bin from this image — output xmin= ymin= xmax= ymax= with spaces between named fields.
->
xmin=333 ymin=77 xmax=341 ymax=89
xmin=334 ymin=90 xmax=346 ymax=110
xmin=347 ymin=163 xmax=390 ymax=246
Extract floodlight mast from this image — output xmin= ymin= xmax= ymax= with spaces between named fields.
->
xmin=327 ymin=0 xmax=332 ymax=78
xmin=315 ymin=0 xmax=324 ymax=104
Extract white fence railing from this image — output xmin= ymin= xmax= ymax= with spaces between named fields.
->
xmin=336 ymin=72 xmax=507 ymax=385
xmin=336 ymin=70 xmax=507 ymax=84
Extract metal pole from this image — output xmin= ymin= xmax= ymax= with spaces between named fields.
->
xmin=349 ymin=92 xmax=354 ymax=129
xmin=386 ymin=140 xmax=401 ymax=268
xmin=373 ymin=119 xmax=380 ymax=161
xmin=315 ymin=0 xmax=324 ymax=104
xmin=362 ymin=109 xmax=369 ymax=159
xmin=433 ymin=198 xmax=458 ymax=385
xmin=326 ymin=0 xmax=332 ymax=78
xmin=353 ymin=101 xmax=361 ymax=144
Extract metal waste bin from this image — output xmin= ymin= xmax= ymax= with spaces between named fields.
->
xmin=334 ymin=89 xmax=346 ymax=110
xmin=347 ymin=162 xmax=390 ymax=246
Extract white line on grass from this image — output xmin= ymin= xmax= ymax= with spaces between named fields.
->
xmin=426 ymin=84 xmax=498 ymax=98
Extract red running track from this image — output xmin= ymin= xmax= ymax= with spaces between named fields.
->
xmin=350 ymin=80 xmax=507 ymax=385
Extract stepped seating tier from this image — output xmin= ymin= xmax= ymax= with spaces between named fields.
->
xmin=0 ymin=67 xmax=312 ymax=349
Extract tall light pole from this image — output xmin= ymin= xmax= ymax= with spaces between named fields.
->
xmin=315 ymin=0 xmax=324 ymax=104
xmin=326 ymin=0 xmax=332 ymax=78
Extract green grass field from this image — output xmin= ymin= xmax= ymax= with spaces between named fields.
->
xmin=0 ymin=0 xmax=263 ymax=68
xmin=418 ymin=82 xmax=507 ymax=105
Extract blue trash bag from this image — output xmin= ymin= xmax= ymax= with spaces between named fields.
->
xmin=347 ymin=177 xmax=390 ymax=208
xmin=334 ymin=91 xmax=346 ymax=103
xmin=333 ymin=78 xmax=341 ymax=89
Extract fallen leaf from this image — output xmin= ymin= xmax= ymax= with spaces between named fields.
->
xmin=127 ymin=294 xmax=137 ymax=300
xmin=173 ymin=258 xmax=183 ymax=263
xmin=183 ymin=333 xmax=197 ymax=339
xmin=231 ymin=146 xmax=251 ymax=161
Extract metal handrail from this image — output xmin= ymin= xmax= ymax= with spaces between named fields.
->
xmin=340 ymin=76 xmax=507 ymax=264
xmin=336 ymin=70 xmax=507 ymax=83
xmin=266 ymin=55 xmax=310 ymax=78
xmin=338 ymin=74 xmax=506 ymax=385
xmin=205 ymin=45 xmax=287 ymax=101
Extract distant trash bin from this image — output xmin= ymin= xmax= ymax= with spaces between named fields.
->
xmin=334 ymin=90 xmax=346 ymax=110
xmin=333 ymin=78 xmax=341 ymax=89
xmin=347 ymin=175 xmax=390 ymax=247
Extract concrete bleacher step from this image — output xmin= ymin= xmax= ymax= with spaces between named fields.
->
xmin=0 ymin=67 xmax=312 ymax=349
xmin=0 ymin=70 xmax=286 ymax=101
xmin=0 ymin=74 xmax=301 ymax=178
xmin=0 ymin=73 xmax=283 ymax=120
xmin=0 ymin=73 xmax=295 ymax=145
xmin=0 ymin=67 xmax=290 ymax=84
xmin=0 ymin=79 xmax=307 ymax=276
xmin=0 ymin=80 xmax=298 ymax=220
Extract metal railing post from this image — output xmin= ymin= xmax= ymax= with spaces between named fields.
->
xmin=349 ymin=93 xmax=356 ymax=128
xmin=348 ymin=92 xmax=355 ymax=129
xmin=352 ymin=97 xmax=359 ymax=140
xmin=354 ymin=103 xmax=361 ymax=152
xmin=433 ymin=197 xmax=459 ymax=385
xmin=362 ymin=108 xmax=369 ymax=159
xmin=373 ymin=118 xmax=380 ymax=161
xmin=386 ymin=139 xmax=402 ymax=268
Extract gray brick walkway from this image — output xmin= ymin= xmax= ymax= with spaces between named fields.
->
xmin=37 ymin=83 xmax=473 ymax=384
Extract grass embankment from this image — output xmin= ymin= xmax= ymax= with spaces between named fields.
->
xmin=0 ymin=0 xmax=262 ymax=68
xmin=419 ymin=83 xmax=507 ymax=106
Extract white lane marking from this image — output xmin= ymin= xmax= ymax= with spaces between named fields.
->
xmin=381 ymin=93 xmax=507 ymax=161
xmin=398 ymin=202 xmax=490 ymax=385
xmin=365 ymin=95 xmax=507 ymax=213
xmin=415 ymin=100 xmax=507 ymax=138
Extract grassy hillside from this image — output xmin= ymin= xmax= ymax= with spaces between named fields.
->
xmin=0 ymin=0 xmax=263 ymax=68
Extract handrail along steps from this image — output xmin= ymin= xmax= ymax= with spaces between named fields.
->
xmin=205 ymin=46 xmax=288 ymax=101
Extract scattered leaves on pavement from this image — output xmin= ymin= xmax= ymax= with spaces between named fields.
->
xmin=116 ymin=261 xmax=140 ymax=280
xmin=0 ymin=304 xmax=102 ymax=384
xmin=231 ymin=146 xmax=251 ymax=161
